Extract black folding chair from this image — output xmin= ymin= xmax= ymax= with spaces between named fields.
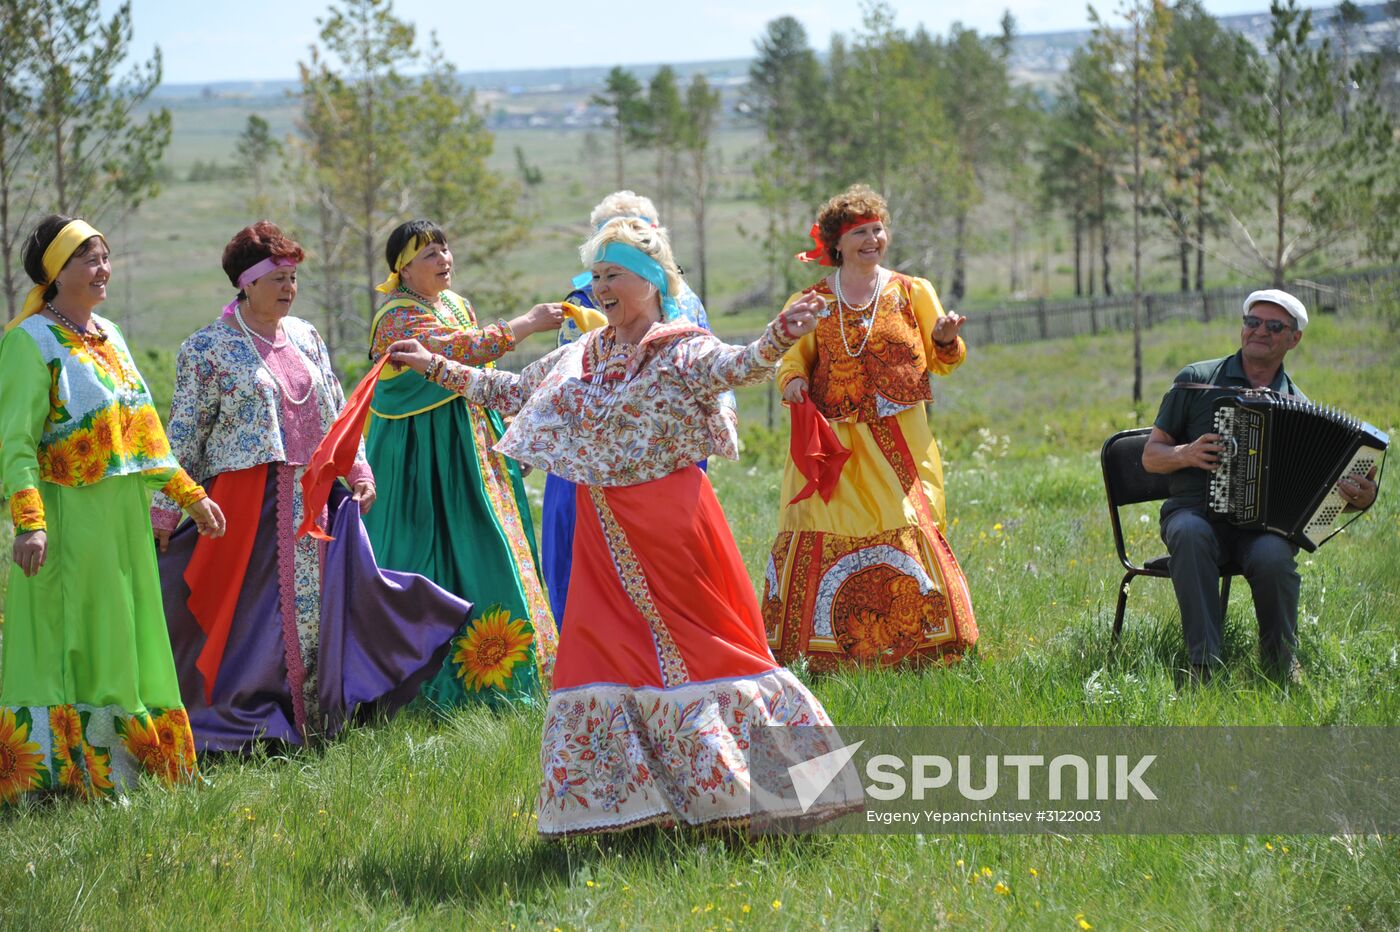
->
xmin=1100 ymin=428 xmax=1237 ymax=643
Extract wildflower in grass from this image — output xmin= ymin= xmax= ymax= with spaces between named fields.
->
xmin=981 ymin=866 xmax=993 ymax=877
xmin=586 ymin=880 xmax=596 ymax=888
xmin=1077 ymin=913 xmax=1093 ymax=929
xmin=994 ymin=882 xmax=1010 ymax=895
xmin=1265 ymin=842 xmax=1274 ymax=851
xmin=993 ymin=523 xmax=1003 ymax=532
xmin=1029 ymin=868 xmax=1038 ymax=878
xmin=956 ymin=859 xmax=965 ymax=868
xmin=772 ymin=900 xmax=782 ymax=911
xmin=742 ymin=905 xmax=750 ymax=914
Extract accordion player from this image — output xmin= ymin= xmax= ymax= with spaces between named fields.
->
xmin=1208 ymin=390 xmax=1388 ymax=551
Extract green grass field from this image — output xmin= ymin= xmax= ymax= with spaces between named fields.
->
xmin=2 ymin=302 xmax=1397 ymax=929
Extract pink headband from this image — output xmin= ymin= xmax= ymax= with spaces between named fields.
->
xmin=237 ymin=256 xmax=296 ymax=289
xmin=221 ymin=257 xmax=298 ymax=318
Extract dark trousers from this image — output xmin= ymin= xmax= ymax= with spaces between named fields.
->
xmin=1161 ymin=505 xmax=1301 ymax=669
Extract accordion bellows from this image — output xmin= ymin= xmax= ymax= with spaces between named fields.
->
xmin=1209 ymin=391 xmax=1388 ymax=551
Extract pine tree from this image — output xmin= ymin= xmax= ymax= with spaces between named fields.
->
xmin=592 ymin=66 xmax=646 ymax=189
xmin=1223 ymin=0 xmax=1394 ymax=285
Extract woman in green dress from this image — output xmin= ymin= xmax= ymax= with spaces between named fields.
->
xmin=365 ymin=219 xmax=562 ymax=707
xmin=0 ymin=214 xmax=225 ymax=806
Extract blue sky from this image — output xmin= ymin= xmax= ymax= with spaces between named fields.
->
xmin=116 ymin=0 xmax=1324 ymax=84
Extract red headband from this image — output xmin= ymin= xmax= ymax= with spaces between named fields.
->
xmin=795 ymin=215 xmax=883 ymax=266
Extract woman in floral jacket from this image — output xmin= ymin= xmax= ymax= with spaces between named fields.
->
xmin=386 ymin=217 xmax=858 ymax=837
xmin=153 ymin=221 xmax=466 ymax=753
xmin=0 ymin=214 xmax=224 ymax=806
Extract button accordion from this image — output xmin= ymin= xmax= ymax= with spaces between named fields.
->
xmin=1208 ymin=391 xmax=1388 ymax=551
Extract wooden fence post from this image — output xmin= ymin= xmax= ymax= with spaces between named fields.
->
xmin=1089 ymin=296 xmax=1098 ymax=335
xmin=1144 ymin=294 xmax=1155 ymax=328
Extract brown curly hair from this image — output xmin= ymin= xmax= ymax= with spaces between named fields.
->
xmin=814 ymin=184 xmax=891 ymax=266
xmin=221 ymin=220 xmax=306 ymax=293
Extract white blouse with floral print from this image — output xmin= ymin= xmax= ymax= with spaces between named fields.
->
xmin=430 ymin=320 xmax=794 ymax=487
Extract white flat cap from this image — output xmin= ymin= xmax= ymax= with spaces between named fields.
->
xmin=1243 ymin=289 xmax=1308 ymax=330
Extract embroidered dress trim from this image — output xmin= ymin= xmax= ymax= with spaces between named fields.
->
xmin=274 ymin=464 xmax=310 ymax=738
xmin=535 ymin=668 xmax=849 ymax=836
xmin=0 ymin=703 xmax=196 ymax=807
xmin=587 ymin=487 xmax=690 ymax=688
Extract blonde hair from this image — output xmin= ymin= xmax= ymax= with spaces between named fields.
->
xmin=579 ymin=217 xmax=683 ymax=300
xmin=589 ymin=190 xmax=661 ymax=229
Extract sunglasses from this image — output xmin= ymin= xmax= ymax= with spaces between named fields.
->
xmin=1241 ymin=315 xmax=1294 ymax=334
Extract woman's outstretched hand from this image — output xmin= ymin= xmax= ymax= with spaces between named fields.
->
xmin=933 ymin=312 xmax=966 ymax=347
xmin=512 ymin=302 xmax=565 ymax=339
xmin=387 ymin=339 xmax=434 ymax=374
xmin=777 ymin=292 xmax=823 ymax=340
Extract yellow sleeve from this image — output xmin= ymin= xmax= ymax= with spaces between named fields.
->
xmin=776 ymin=290 xmax=819 ymax=393
xmin=908 ymin=276 xmax=965 ymax=375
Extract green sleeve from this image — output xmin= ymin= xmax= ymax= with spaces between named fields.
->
xmin=1152 ymin=367 xmax=1195 ymax=440
xmin=0 ymin=328 xmax=50 ymax=498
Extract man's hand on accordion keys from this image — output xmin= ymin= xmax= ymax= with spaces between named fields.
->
xmin=1337 ymin=467 xmax=1379 ymax=512
xmin=1181 ymin=432 xmax=1225 ymax=472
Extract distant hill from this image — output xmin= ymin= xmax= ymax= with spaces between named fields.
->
xmin=150 ymin=1 xmax=1392 ymax=114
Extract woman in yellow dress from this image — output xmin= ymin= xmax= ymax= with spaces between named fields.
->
xmin=762 ymin=184 xmax=979 ymax=669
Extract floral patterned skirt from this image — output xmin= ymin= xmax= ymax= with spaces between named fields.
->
xmin=1 ymin=475 xmax=196 ymax=805
xmin=537 ymin=467 xmax=854 ymax=836
xmin=763 ymin=408 xmax=978 ymax=670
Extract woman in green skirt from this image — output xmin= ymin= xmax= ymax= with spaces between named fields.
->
xmin=0 ymin=214 xmax=225 ymax=806
xmin=365 ymin=219 xmax=561 ymax=707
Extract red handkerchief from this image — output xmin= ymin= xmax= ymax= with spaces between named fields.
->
xmin=297 ymin=357 xmax=389 ymax=540
xmin=788 ymin=396 xmax=850 ymax=504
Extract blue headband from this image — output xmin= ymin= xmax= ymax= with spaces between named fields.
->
xmin=592 ymin=242 xmax=679 ymax=320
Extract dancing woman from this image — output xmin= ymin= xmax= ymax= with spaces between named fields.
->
xmin=762 ymin=184 xmax=979 ymax=669
xmin=366 ymin=219 xmax=561 ymax=707
xmin=386 ymin=217 xmax=857 ymax=836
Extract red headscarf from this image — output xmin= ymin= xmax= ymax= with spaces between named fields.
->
xmin=795 ymin=215 xmax=883 ymax=266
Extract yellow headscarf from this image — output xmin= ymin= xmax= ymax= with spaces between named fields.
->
xmin=6 ymin=219 xmax=107 ymax=332
xmin=374 ymin=234 xmax=432 ymax=295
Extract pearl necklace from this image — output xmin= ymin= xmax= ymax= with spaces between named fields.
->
xmin=832 ymin=267 xmax=888 ymax=358
xmin=47 ymin=303 xmax=143 ymax=395
xmin=237 ymin=301 xmax=281 ymax=348
xmin=47 ymin=302 xmax=107 ymax=343
xmin=235 ymin=305 xmax=316 ymax=406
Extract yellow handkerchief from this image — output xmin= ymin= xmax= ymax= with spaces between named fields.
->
xmin=562 ymin=301 xmax=607 ymax=333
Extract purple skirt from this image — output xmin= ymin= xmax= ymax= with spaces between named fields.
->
xmin=160 ymin=464 xmax=469 ymax=752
